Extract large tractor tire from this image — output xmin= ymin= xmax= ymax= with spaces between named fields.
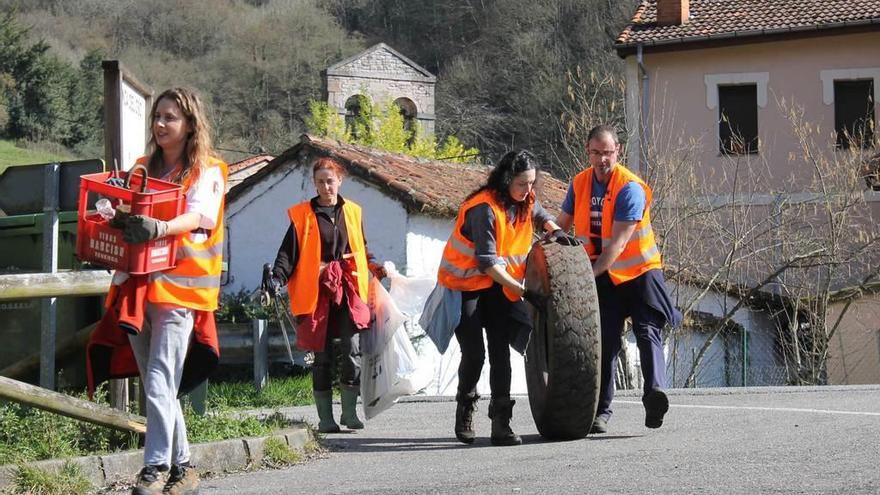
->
xmin=524 ymin=241 xmax=601 ymax=440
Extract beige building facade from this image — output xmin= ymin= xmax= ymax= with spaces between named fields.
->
xmin=616 ymin=0 xmax=880 ymax=385
xmin=627 ymin=32 xmax=879 ymax=187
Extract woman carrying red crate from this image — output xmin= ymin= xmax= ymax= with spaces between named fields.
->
xmin=119 ymin=87 xmax=227 ymax=495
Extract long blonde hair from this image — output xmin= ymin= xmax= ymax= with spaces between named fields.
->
xmin=146 ymin=87 xmax=216 ymax=186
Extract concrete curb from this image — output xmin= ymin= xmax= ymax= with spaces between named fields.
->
xmin=0 ymin=426 xmax=314 ymax=492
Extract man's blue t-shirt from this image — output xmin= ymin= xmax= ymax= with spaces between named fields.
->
xmin=561 ymin=175 xmax=645 ymax=256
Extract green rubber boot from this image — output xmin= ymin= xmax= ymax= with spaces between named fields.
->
xmin=339 ymin=385 xmax=364 ymax=429
xmin=313 ymin=390 xmax=340 ymax=433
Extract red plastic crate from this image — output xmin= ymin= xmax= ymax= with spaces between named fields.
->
xmin=76 ymin=167 xmax=184 ymax=274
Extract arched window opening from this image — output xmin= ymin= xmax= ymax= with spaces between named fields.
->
xmin=394 ymin=97 xmax=418 ymax=143
xmin=345 ymin=94 xmax=369 ymax=138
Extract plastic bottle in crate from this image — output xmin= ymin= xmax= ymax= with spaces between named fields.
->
xmin=95 ymin=198 xmax=116 ymax=220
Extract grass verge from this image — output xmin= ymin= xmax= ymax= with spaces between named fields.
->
xmin=261 ymin=437 xmax=302 ymax=469
xmin=0 ymin=398 xmax=138 ymax=466
xmin=4 ymin=462 xmax=92 ymax=495
xmin=185 ymin=410 xmax=291 ymax=444
xmin=0 ymin=376 xmax=313 ymax=466
xmin=207 ymin=374 xmax=313 ymax=410
xmin=0 ymin=140 xmax=76 ymax=174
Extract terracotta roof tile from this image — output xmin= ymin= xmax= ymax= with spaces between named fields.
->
xmin=228 ymin=155 xmax=274 ymax=174
xmin=304 ymin=135 xmax=568 ymax=217
xmin=616 ymin=0 xmax=880 ymax=49
xmin=227 ymin=135 xmax=568 ymax=218
xmin=226 ymin=155 xmax=274 ymax=192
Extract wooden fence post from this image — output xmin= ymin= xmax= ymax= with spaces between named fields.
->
xmin=109 ymin=379 xmax=129 ymax=411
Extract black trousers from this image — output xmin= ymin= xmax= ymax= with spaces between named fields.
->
xmin=311 ymin=303 xmax=361 ymax=392
xmin=454 ymin=283 xmax=531 ymax=399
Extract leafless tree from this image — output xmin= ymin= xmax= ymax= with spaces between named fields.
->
xmin=557 ymin=77 xmax=880 ymax=388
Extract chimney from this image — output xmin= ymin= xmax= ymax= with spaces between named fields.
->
xmin=657 ymin=0 xmax=690 ymax=26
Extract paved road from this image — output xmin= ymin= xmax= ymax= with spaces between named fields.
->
xmin=202 ymin=386 xmax=880 ymax=494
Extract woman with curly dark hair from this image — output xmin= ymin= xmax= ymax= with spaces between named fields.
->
xmin=428 ymin=150 xmax=578 ymax=446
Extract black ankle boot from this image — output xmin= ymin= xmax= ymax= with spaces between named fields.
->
xmin=454 ymin=391 xmax=479 ymax=444
xmin=488 ymin=397 xmax=522 ymax=446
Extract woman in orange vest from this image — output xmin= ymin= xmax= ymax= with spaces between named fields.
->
xmin=431 ymin=150 xmax=575 ymax=446
xmin=118 ymin=87 xmax=227 ymax=495
xmin=266 ymin=157 xmax=385 ymax=434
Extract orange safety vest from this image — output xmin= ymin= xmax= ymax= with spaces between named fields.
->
xmin=147 ymin=156 xmax=229 ymax=311
xmin=571 ymin=164 xmax=662 ymax=285
xmin=286 ymin=199 xmax=369 ymax=316
xmin=437 ymin=190 xmax=533 ymax=302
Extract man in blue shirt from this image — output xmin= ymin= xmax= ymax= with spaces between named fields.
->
xmin=556 ymin=125 xmax=681 ymax=434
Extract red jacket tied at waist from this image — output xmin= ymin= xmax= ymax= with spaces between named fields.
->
xmin=296 ymin=260 xmax=370 ymax=352
xmin=86 ymin=274 xmax=220 ymax=399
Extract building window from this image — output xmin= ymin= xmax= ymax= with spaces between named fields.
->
xmin=394 ymin=97 xmax=417 ymax=134
xmin=834 ymin=79 xmax=875 ymax=149
xmin=718 ymin=84 xmax=758 ymax=155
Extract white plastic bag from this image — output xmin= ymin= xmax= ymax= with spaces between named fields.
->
xmin=360 ymin=272 xmax=433 ymax=419
xmin=361 ymin=277 xmax=405 ymax=356
xmin=362 ymin=325 xmax=431 ymax=419
xmin=384 ymin=262 xmax=437 ymax=320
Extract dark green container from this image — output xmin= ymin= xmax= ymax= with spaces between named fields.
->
xmin=0 ymin=211 xmax=102 ymax=387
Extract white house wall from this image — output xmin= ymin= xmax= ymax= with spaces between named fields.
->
xmin=342 ymin=177 xmax=409 ymax=275
xmin=404 ymin=214 xmax=453 ymax=278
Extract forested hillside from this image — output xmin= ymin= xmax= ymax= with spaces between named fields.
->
xmin=0 ymin=0 xmax=635 ymax=174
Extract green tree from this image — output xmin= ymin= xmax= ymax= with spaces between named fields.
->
xmin=307 ymin=97 xmax=479 ymax=163
xmin=1 ymin=12 xmax=73 ymax=142
xmin=304 ymin=100 xmax=347 ymax=141
xmin=67 ymin=49 xmax=105 ymax=152
xmin=209 ymin=0 xmax=361 ymax=153
xmin=372 ymin=99 xmax=411 ymax=153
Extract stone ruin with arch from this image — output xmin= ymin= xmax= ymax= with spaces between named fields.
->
xmin=323 ymin=43 xmax=436 ymax=137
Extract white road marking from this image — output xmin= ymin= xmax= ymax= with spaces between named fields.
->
xmin=616 ymin=400 xmax=880 ymax=417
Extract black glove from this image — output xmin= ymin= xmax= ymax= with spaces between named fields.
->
xmin=123 ymin=215 xmax=168 ymax=244
xmin=548 ymin=229 xmax=582 ymax=247
xmin=108 ymin=207 xmax=130 ymax=230
xmin=522 ymin=288 xmax=549 ymax=312
xmin=269 ymin=276 xmax=284 ymax=297
xmin=262 ymin=263 xmax=284 ymax=297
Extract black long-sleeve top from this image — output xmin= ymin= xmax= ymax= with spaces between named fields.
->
xmin=272 ymin=196 xmax=374 ymax=283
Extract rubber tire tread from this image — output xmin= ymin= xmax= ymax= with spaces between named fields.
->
xmin=524 ymin=242 xmax=601 ymax=440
